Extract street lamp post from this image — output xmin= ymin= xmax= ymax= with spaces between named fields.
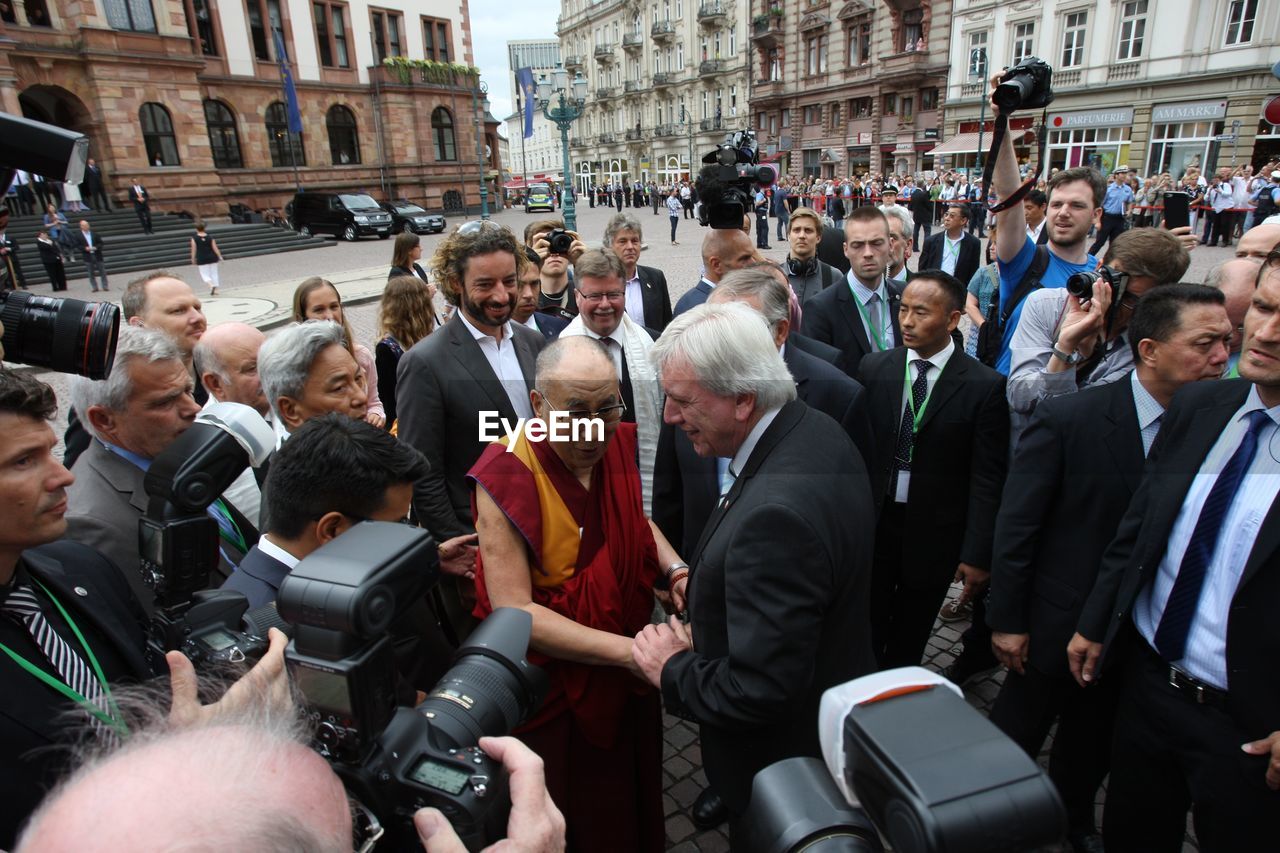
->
xmin=537 ymin=64 xmax=589 ymax=232
xmin=969 ymin=47 xmax=988 ymax=183
xmin=471 ymin=80 xmax=491 ymax=219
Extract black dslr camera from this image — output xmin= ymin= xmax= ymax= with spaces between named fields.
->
xmin=140 ymin=402 xmax=281 ymax=668
xmin=1066 ymin=265 xmax=1128 ymax=301
xmin=696 ymin=129 xmax=777 ymax=230
xmin=545 ymin=228 xmax=575 ymax=256
xmin=992 ymin=56 xmax=1055 ymax=113
xmin=279 ymin=522 xmax=549 ymax=850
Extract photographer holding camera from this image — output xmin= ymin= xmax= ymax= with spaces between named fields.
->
xmin=525 ymin=219 xmax=588 ymax=319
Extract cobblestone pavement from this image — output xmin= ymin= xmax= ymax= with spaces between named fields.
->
xmin=14 ymin=200 xmax=1221 ymax=851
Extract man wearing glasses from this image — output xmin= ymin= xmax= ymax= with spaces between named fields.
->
xmin=468 ymin=336 xmax=684 ymax=853
xmin=559 ymin=249 xmax=663 ymax=515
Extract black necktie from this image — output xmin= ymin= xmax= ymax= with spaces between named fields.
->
xmin=609 ymin=339 xmax=636 ymax=423
xmin=891 ymin=360 xmax=931 ymax=496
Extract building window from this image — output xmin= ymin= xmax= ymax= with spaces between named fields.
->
xmin=847 ymin=18 xmax=871 ymax=65
xmin=781 ymin=108 xmax=790 ymax=127
xmin=1012 ymin=21 xmax=1035 ymax=64
xmin=803 ymin=105 xmax=820 ymax=125
xmin=968 ymin=31 xmax=988 ymax=78
xmin=851 ymin=97 xmax=871 ymax=118
xmin=829 ymin=102 xmax=841 ymax=130
xmin=432 ymin=107 xmax=456 ymax=161
xmin=370 ymin=9 xmax=403 ymax=61
xmin=920 ymin=87 xmax=938 ymax=111
xmin=140 ymin=103 xmax=180 ymax=166
xmin=326 ymin=105 xmax=359 ymax=164
xmin=103 ymin=0 xmax=157 ymax=32
xmin=901 ymin=96 xmax=913 ymax=122
xmin=729 ymin=25 xmax=735 ymax=54
xmin=901 ymin=8 xmax=922 ymax=51
xmin=313 ymin=2 xmax=349 ymax=68
xmin=189 ymin=0 xmax=220 ymax=55
xmin=1224 ymin=0 xmax=1257 ymax=45
xmin=422 ymin=17 xmax=451 ymax=62
xmin=1061 ymin=12 xmax=1086 ymax=68
xmin=805 ymin=34 xmax=828 ymax=75
xmin=882 ymin=93 xmax=897 ymax=116
xmin=1117 ymin=0 xmax=1147 ymax=61
xmin=248 ymin=0 xmax=284 ymax=62
xmin=203 ymin=99 xmax=242 ymax=168
xmin=266 ymin=101 xmax=306 ymax=167
xmin=766 ymin=47 xmax=781 ymax=80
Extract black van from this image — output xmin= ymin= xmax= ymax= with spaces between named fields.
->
xmin=289 ymin=191 xmax=393 ymax=241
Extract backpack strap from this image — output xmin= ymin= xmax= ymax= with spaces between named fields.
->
xmin=999 ymin=245 xmax=1051 ymax=325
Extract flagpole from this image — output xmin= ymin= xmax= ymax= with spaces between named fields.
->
xmin=274 ymin=28 xmax=302 ymax=193
xmin=518 ymin=88 xmax=529 ymax=195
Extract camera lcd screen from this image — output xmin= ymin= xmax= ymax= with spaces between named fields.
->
xmin=408 ymin=757 xmax=470 ymax=795
xmin=199 ymin=629 xmax=237 ymax=651
xmin=291 ymin=665 xmax=353 ymax=715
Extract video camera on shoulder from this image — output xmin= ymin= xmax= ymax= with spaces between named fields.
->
xmin=279 ymin=522 xmax=549 ymax=850
xmin=696 ymin=129 xmax=777 ymax=230
xmin=139 ymin=402 xmax=281 ymax=669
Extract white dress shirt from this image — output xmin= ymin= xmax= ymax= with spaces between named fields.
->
xmin=1129 ymin=370 xmax=1165 ymax=457
xmin=624 ymin=272 xmax=646 ymax=327
xmin=847 ymin=272 xmax=895 ymax=353
xmin=457 ymin=312 xmax=535 ymax=420
xmin=895 ymin=339 xmax=955 ymax=503
xmin=940 ymin=233 xmax=962 ymax=277
xmin=728 ymin=406 xmax=783 ymax=489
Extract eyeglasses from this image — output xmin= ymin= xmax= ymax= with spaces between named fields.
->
xmin=578 ymin=291 xmax=625 ymax=303
xmin=456 ymin=220 xmax=506 ymax=236
xmin=536 ymin=390 xmax=627 ymax=423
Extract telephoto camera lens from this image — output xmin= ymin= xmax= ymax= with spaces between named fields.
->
xmin=0 ymin=291 xmax=120 ymax=379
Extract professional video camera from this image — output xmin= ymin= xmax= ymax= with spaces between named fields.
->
xmin=738 ymin=668 xmax=1066 ymax=853
xmin=1 ymin=113 xmax=120 ymax=379
xmin=140 ymin=402 xmax=281 ymax=668
xmin=280 ymin=523 xmax=549 ymax=850
xmin=696 ymin=129 xmax=777 ymax=230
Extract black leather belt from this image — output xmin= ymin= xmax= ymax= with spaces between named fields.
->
xmin=1143 ymin=641 xmax=1227 ymax=708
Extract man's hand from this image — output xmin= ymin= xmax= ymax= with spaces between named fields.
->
xmin=166 ymin=627 xmax=292 ymax=728
xmin=632 ymin=617 xmax=692 ymax=689
xmin=415 ymin=736 xmax=566 ymax=852
xmin=670 ymin=575 xmax=688 ymax=614
xmin=1053 ymin=279 xmax=1113 ymax=359
xmin=530 ymin=233 xmax=551 ymax=262
xmin=1242 ymin=733 xmax=1280 ymax=791
xmin=566 ymin=236 xmax=588 ymax=264
xmin=438 ymin=533 xmax=480 ymax=579
xmin=954 ymin=563 xmax=990 ymax=606
xmin=1066 ymin=632 xmax=1103 ymax=688
xmin=991 ymin=631 xmax=1030 ymax=675
xmin=1163 ymin=225 xmax=1199 ymax=253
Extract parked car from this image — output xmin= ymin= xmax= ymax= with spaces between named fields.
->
xmin=525 ymin=183 xmax=555 ymax=213
xmin=380 ymin=201 xmax=446 ymax=234
xmin=289 ymin=191 xmax=393 ymax=241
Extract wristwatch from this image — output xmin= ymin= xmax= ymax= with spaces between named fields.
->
xmin=1051 ymin=345 xmax=1081 ymax=365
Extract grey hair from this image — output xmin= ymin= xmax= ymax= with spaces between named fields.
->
xmin=649 ymin=302 xmax=796 ymax=410
xmin=604 ymin=211 xmax=643 ymax=245
xmin=881 ymin=204 xmax=913 ymax=239
xmin=713 ymin=268 xmax=791 ymax=332
xmin=192 ymin=337 xmax=229 ymax=385
xmin=69 ymin=326 xmax=183 ymax=441
xmin=1203 ymin=260 xmax=1228 ymax=289
xmin=258 ymin=321 xmax=348 ymax=423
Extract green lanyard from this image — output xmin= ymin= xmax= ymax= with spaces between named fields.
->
xmin=0 ymin=579 xmax=126 ymax=735
xmin=902 ymin=357 xmax=938 ymax=458
xmin=852 ymin=291 xmax=889 ymax=352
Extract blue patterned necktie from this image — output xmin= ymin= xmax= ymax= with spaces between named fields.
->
xmin=1153 ymin=410 xmax=1271 ymax=662
xmin=891 ymin=361 xmax=931 ymax=495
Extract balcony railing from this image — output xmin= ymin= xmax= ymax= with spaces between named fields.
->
xmin=1108 ymin=62 xmax=1140 ymax=81
xmin=1055 ymin=69 xmax=1082 ymax=87
xmin=651 ymin=20 xmax=676 ymax=39
xmin=598 ymin=133 xmax=617 ymax=144
xmin=652 ymin=71 xmax=675 ymax=87
xmin=751 ymin=16 xmax=784 ymax=44
xmin=699 ymin=58 xmax=726 ymax=77
xmin=878 ymin=50 xmax=929 ymax=80
xmin=595 ymin=87 xmax=615 ymax=100
xmin=625 ymin=128 xmax=644 ymax=140
xmin=699 ymin=117 xmax=723 ymax=132
xmin=564 ymin=54 xmax=584 ymax=70
xmin=594 ymin=43 xmax=615 ymax=61
xmin=698 ymin=2 xmax=727 ymax=25
xmin=623 ymin=31 xmax=643 ymax=50
xmin=623 ymin=80 xmax=640 ymax=93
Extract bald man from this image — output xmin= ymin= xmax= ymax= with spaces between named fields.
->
xmin=1236 ymin=223 xmax=1280 ymax=261
xmin=1207 ymin=257 xmax=1262 ymax=378
xmin=672 ymin=228 xmax=758 ymax=317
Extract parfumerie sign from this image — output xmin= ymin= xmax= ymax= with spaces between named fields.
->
xmin=1049 ymin=108 xmax=1135 ymax=129
xmin=1152 ymin=101 xmax=1228 ymax=123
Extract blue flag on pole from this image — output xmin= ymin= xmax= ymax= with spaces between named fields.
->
xmin=517 ymin=67 xmax=536 ymax=139
xmin=273 ymin=29 xmax=303 ymax=134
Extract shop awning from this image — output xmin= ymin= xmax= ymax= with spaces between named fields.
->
xmin=929 ymin=129 xmax=1032 ymax=156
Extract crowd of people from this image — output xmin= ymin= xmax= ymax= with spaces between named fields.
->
xmin=6 ymin=80 xmax=1280 ymax=852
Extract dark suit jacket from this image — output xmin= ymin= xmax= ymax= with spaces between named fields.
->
xmin=802 ymin=277 xmax=904 ymax=380
xmin=73 ymin=230 xmax=104 ymax=262
xmin=918 ymin=230 xmax=982 ymax=287
xmin=660 ymin=401 xmax=876 ymax=812
xmin=636 ymin=264 xmax=673 ymax=332
xmin=128 ymin=185 xmax=149 ymax=209
xmin=83 ymin=164 xmax=105 ymax=194
xmin=673 ymin=279 xmax=715 ymax=317
xmin=222 ymin=544 xmax=291 ymax=608
xmin=395 ymin=314 xmax=546 ymax=539
xmin=0 ymin=542 xmax=151 ymax=847
xmin=857 ymin=345 xmax=1009 ymax=580
xmin=789 ymin=331 xmax=843 ymax=367
xmin=985 ymin=376 xmax=1145 ymax=676
xmin=1077 ymin=380 xmax=1280 ymax=738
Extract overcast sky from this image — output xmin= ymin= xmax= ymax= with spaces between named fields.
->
xmin=470 ymin=0 xmax=560 ymax=135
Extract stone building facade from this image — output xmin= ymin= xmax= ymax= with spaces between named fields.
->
xmin=750 ymin=0 xmax=953 ymax=179
xmin=556 ymin=0 xmax=752 ymax=193
xmin=0 ymin=0 xmax=501 ymax=217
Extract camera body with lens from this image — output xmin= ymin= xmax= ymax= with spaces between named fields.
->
xmin=546 ymin=228 xmax=575 ymax=256
xmin=1065 ymin=264 xmax=1127 ymax=302
xmin=992 ymin=56 xmax=1055 ymax=114
xmin=279 ymin=522 xmax=549 ymax=850
xmin=696 ymin=129 xmax=777 ymax=230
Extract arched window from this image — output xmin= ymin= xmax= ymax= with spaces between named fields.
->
xmin=203 ymin=99 xmax=242 ymax=169
xmin=140 ymin=103 xmax=180 ymax=166
xmin=326 ymin=104 xmax=360 ymax=165
xmin=432 ymin=107 xmax=456 ymax=162
xmin=266 ymin=101 xmax=306 ymax=167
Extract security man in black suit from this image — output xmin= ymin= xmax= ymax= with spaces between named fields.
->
xmin=604 ymin=212 xmax=673 ymax=332
xmin=857 ymin=270 xmax=1008 ymax=667
xmin=918 ymin=204 xmax=982 ymax=288
xmin=633 ymin=302 xmax=876 ymax=824
xmin=986 ymin=285 xmax=1233 ymax=852
xmin=1068 ymin=257 xmax=1280 ymax=852
xmin=804 ymin=206 xmax=904 ymax=380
